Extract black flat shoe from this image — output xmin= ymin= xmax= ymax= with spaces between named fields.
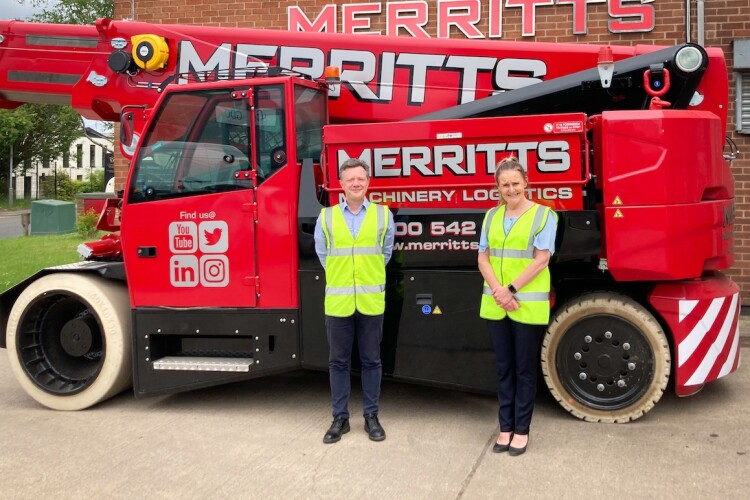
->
xmin=493 ymin=432 xmax=513 ymax=453
xmin=492 ymin=442 xmax=510 ymax=453
xmin=508 ymin=435 xmax=528 ymax=456
xmin=323 ymin=417 xmax=350 ymax=444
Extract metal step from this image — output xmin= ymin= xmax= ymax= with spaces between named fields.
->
xmin=152 ymin=356 xmax=254 ymax=372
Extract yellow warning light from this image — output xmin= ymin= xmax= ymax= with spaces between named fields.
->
xmin=324 ymin=66 xmax=341 ymax=85
xmin=613 ymin=196 xmax=623 ymax=205
xmin=131 ymin=34 xmax=169 ymax=71
xmin=433 ymin=306 xmax=443 ymax=315
xmin=614 ymin=209 xmax=624 ymax=218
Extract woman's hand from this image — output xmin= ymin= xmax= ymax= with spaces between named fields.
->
xmin=492 ymin=287 xmax=518 ymax=311
xmin=503 ymin=297 xmax=520 ymax=311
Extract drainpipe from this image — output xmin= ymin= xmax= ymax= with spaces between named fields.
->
xmin=697 ymin=0 xmax=705 ymax=46
xmin=686 ymin=0 xmax=691 ymax=43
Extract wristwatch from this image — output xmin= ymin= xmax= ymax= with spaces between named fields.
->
xmin=507 ymin=283 xmax=517 ymax=294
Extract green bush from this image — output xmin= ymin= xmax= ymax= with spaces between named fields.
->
xmin=40 ymin=169 xmax=106 ymax=201
xmin=77 ymin=208 xmax=100 ymax=238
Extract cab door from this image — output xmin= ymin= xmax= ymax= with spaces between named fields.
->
xmin=121 ymin=88 xmax=259 ymax=308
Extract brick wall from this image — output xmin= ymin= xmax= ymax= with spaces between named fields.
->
xmin=113 ymin=0 xmax=750 ymax=301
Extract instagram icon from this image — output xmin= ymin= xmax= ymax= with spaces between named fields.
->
xmin=200 ymin=255 xmax=229 ymax=287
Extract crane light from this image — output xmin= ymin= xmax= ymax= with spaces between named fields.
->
xmin=597 ymin=46 xmax=614 ymax=89
xmin=324 ymin=66 xmax=341 ymax=85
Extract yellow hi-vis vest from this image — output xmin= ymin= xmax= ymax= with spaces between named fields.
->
xmin=321 ymin=203 xmax=389 ymax=317
xmin=480 ymin=204 xmax=556 ymax=325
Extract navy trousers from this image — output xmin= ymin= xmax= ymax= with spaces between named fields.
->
xmin=487 ymin=318 xmax=545 ymax=435
xmin=326 ymin=312 xmax=384 ymax=418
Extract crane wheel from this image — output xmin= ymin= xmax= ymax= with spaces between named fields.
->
xmin=6 ymin=273 xmax=132 ymax=410
xmin=541 ymin=292 xmax=671 ymax=423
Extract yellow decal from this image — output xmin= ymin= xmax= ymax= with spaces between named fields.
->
xmin=433 ymin=306 xmax=443 ymax=315
xmin=613 ymin=196 xmax=623 ymax=205
xmin=614 ymin=209 xmax=624 ymax=218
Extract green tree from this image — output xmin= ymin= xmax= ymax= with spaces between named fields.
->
xmin=20 ymin=0 xmax=114 ymax=24
xmin=0 ymin=105 xmax=83 ymax=191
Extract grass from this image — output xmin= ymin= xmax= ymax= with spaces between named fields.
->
xmin=0 ymin=233 xmax=85 ymax=293
xmin=0 ymin=198 xmax=33 ymax=211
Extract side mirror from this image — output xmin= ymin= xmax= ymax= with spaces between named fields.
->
xmin=120 ymin=111 xmax=134 ymax=148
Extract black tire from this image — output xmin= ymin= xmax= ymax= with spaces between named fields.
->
xmin=541 ymin=292 xmax=670 ymax=423
xmin=6 ymin=273 xmax=132 ymax=410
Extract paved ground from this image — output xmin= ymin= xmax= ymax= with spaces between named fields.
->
xmin=0 ymin=209 xmax=29 ymax=239
xmin=0 ymin=343 xmax=748 ymax=499
xmin=1 ymin=209 xmax=749 ymax=498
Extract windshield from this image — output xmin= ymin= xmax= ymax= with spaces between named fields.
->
xmin=128 ymin=89 xmax=252 ymax=202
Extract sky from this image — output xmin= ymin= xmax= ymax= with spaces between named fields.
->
xmin=1 ymin=1 xmax=57 ymax=21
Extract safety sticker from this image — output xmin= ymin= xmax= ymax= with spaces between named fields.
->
xmin=614 ymin=209 xmax=624 ymax=218
xmin=421 ymin=305 xmax=432 ymax=315
xmin=613 ymin=196 xmax=623 ymax=205
xmin=552 ymin=121 xmax=584 ymax=133
xmin=432 ymin=306 xmax=443 ymax=315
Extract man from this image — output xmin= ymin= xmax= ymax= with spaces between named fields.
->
xmin=314 ymin=158 xmax=395 ymax=444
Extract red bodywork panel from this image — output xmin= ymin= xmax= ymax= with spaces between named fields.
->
xmin=650 ymin=275 xmax=741 ymax=396
xmin=0 ymin=19 xmax=728 ymax=131
xmin=596 ymin=110 xmax=734 ymax=281
xmin=119 ymin=78 xmax=304 ymax=309
xmin=324 ymin=113 xmax=588 ymax=211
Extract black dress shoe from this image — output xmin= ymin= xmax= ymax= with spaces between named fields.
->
xmin=364 ymin=414 xmax=386 ymax=441
xmin=492 ymin=442 xmax=510 ymax=453
xmin=323 ymin=417 xmax=350 ymax=444
xmin=509 ymin=435 xmax=528 ymax=456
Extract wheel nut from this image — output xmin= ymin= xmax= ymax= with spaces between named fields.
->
xmin=623 ymin=343 xmax=631 ymax=350
xmin=628 ymin=362 xmax=636 ymax=371
xmin=574 ymin=352 xmax=582 ymax=360
xmin=579 ymin=372 xmax=587 ymax=380
xmin=584 ymin=335 xmax=592 ymax=343
xmin=617 ymin=379 xmax=626 ymax=388
xmin=605 ymin=331 xmax=612 ymax=339
xmin=597 ymin=384 xmax=605 ymax=391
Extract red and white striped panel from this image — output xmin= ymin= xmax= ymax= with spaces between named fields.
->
xmin=677 ymin=292 xmax=740 ymax=390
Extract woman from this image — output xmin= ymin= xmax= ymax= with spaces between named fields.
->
xmin=477 ymin=156 xmax=558 ymax=456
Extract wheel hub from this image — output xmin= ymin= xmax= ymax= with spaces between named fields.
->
xmin=557 ymin=317 xmax=655 ymax=410
xmin=60 ymin=317 xmax=96 ymax=357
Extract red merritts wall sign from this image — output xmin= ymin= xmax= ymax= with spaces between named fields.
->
xmin=288 ymin=1 xmax=656 ymax=37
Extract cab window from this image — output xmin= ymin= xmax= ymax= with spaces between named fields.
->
xmin=254 ymin=85 xmax=286 ymax=181
xmin=128 ymin=89 xmax=252 ymax=203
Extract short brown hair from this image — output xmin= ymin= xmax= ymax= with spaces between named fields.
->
xmin=339 ymin=158 xmax=371 ymax=179
xmin=494 ymin=156 xmax=527 ymax=186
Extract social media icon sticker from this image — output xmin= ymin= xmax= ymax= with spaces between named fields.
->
xmin=200 ymin=254 xmax=229 ymax=287
xmin=199 ymin=221 xmax=228 ymax=253
xmin=169 ymin=222 xmax=197 ymax=254
xmin=170 ymin=255 xmax=199 ymax=287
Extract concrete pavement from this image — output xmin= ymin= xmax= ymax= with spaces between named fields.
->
xmin=0 ymin=209 xmax=30 ymax=239
xmin=1 ymin=214 xmax=749 ymax=498
xmin=0 ymin=345 xmax=748 ymax=499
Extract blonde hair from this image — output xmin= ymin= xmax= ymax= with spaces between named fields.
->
xmin=494 ymin=156 xmax=527 ymax=186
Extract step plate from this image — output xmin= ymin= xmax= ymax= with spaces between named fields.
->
xmin=152 ymin=356 xmax=254 ymax=372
